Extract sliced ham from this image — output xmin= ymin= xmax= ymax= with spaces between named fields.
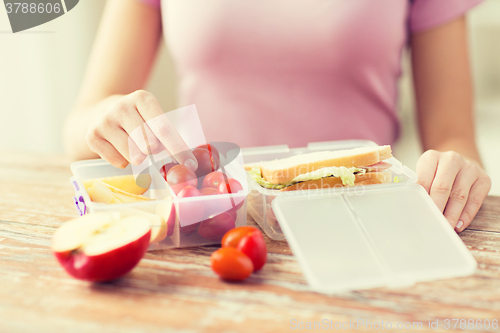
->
xmin=362 ymin=161 xmax=392 ymax=172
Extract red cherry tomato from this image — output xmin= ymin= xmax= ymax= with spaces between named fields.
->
xmin=211 ymin=247 xmax=253 ymax=281
xmin=160 ymin=162 xmax=177 ymax=180
xmin=200 ymin=187 xmax=218 ymax=196
xmin=237 ymin=230 xmax=267 ymax=271
xmin=225 ymin=208 xmax=238 ymax=221
xmin=197 ymin=144 xmax=220 ymax=171
xmin=180 ymin=223 xmax=199 ymax=235
xmin=192 ymin=148 xmax=218 ymax=178
xmin=198 ymin=212 xmax=235 ymax=242
xmin=166 ymin=165 xmax=197 ymax=194
xmin=202 ymin=171 xmax=226 ymax=189
xmin=221 ymin=226 xmax=258 ymax=248
xmin=218 ymin=178 xmax=243 ymax=194
xmin=177 ymin=186 xmax=202 ymax=198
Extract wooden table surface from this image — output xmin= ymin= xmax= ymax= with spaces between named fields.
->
xmin=1 ymin=151 xmax=500 ymax=333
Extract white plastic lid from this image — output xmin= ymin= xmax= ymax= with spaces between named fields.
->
xmin=272 ymin=183 xmax=477 ymax=294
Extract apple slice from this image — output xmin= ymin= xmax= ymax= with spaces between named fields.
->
xmin=88 ymin=181 xmax=123 ymax=204
xmin=156 ymin=198 xmax=176 ymax=239
xmin=88 ymin=181 xmax=152 ymax=204
xmin=121 ymin=199 xmax=175 ymax=244
xmin=52 ymin=212 xmax=151 ymax=282
xmin=83 ymin=174 xmax=151 ymax=195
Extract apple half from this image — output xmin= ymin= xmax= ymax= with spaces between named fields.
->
xmin=52 ymin=212 xmax=151 ymax=282
xmin=120 ymin=198 xmax=176 ymax=244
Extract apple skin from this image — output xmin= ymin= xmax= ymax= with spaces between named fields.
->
xmin=53 ymin=230 xmax=151 ymax=282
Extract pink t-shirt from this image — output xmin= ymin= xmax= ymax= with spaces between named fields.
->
xmin=140 ymin=0 xmax=482 ymax=148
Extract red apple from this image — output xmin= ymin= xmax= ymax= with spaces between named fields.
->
xmin=51 ymin=212 xmax=151 ymax=282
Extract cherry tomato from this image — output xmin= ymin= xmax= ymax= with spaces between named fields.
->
xmin=197 ymin=144 xmax=220 ymax=171
xmin=180 ymin=222 xmax=199 ymax=235
xmin=202 ymin=171 xmax=226 ymax=189
xmin=237 ymin=230 xmax=267 ymax=271
xmin=166 ymin=165 xmax=197 ymax=194
xmin=200 ymin=187 xmax=218 ymax=196
xmin=221 ymin=226 xmax=258 ymax=248
xmin=225 ymin=208 xmax=238 ymax=221
xmin=218 ymin=178 xmax=243 ymax=194
xmin=198 ymin=212 xmax=235 ymax=242
xmin=160 ymin=162 xmax=177 ymax=180
xmin=177 ymin=186 xmax=202 ymax=198
xmin=192 ymin=148 xmax=218 ymax=178
xmin=211 ymin=247 xmax=253 ymax=281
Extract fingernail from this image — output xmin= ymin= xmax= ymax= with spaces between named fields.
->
xmin=455 ymin=220 xmax=464 ymax=231
xmin=184 ymin=158 xmax=198 ymax=172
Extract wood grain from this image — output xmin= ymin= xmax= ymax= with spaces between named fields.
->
xmin=1 ymin=151 xmax=500 ymax=333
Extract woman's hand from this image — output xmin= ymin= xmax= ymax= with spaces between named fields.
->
xmin=416 ymin=150 xmax=491 ymax=233
xmin=85 ymin=90 xmax=197 ymax=171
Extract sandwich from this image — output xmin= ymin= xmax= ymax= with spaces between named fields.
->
xmin=245 ymin=145 xmax=394 ymax=191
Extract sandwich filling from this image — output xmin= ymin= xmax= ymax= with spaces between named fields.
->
xmin=247 ymin=166 xmax=366 ymax=190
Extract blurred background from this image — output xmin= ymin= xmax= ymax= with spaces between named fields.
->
xmin=0 ymin=0 xmax=499 ymax=194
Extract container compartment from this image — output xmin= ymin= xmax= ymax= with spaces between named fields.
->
xmin=70 ymin=152 xmax=249 ymax=250
xmin=272 ymin=192 xmax=388 ymax=292
xmin=272 ymin=184 xmax=477 ymax=293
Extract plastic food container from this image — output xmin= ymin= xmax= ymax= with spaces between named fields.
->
xmin=243 ymin=139 xmax=476 ymax=292
xmin=69 ymin=150 xmax=249 ymax=250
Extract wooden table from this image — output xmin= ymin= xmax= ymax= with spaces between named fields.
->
xmin=1 ymin=151 xmax=500 ymax=333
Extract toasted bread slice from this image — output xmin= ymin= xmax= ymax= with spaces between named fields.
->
xmin=281 ymin=170 xmax=392 ymax=191
xmin=247 ymin=145 xmax=391 ymax=184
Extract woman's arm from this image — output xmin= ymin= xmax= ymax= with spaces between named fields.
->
xmin=411 ymin=16 xmax=491 ymax=232
xmin=63 ymin=0 xmax=197 ymax=170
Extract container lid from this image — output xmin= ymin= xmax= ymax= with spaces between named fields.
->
xmin=272 ymin=183 xmax=477 ymax=294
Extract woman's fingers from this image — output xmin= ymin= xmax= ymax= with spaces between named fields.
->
xmin=416 ymin=150 xmax=439 ymax=193
xmin=428 ymin=152 xmax=463 ymax=212
xmin=132 ymin=90 xmax=198 ymax=171
xmin=86 ymin=131 xmax=129 ymax=169
xmin=116 ymin=104 xmax=154 ymax=163
xmin=442 ymin=166 xmax=477 ymax=228
xmin=455 ymin=175 xmax=491 ymax=233
xmin=417 ymin=150 xmax=491 ymax=233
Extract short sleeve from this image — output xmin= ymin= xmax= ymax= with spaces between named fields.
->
xmin=410 ymin=0 xmax=483 ymax=33
xmin=138 ymin=0 xmax=161 ymax=8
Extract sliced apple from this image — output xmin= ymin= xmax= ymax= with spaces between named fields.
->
xmin=120 ymin=200 xmax=174 ymax=244
xmin=88 ymin=181 xmax=123 ymax=204
xmin=83 ymin=174 xmax=151 ymax=195
xmin=51 ymin=212 xmax=151 ymax=282
xmin=156 ymin=198 xmax=176 ymax=238
xmin=88 ymin=181 xmax=152 ymax=204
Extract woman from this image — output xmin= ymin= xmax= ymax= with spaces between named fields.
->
xmin=63 ymin=0 xmax=491 ymax=233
